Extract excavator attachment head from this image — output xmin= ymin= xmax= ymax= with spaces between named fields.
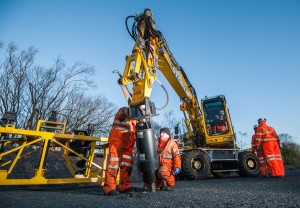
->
xmin=129 ymin=97 xmax=158 ymax=120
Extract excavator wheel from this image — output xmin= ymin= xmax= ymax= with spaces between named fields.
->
xmin=181 ymin=150 xmax=211 ymax=180
xmin=237 ymin=151 xmax=260 ymax=177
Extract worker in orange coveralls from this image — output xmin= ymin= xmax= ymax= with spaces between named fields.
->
xmin=156 ymin=127 xmax=181 ymax=191
xmin=212 ymin=110 xmax=227 ymax=134
xmin=103 ymin=107 xmax=137 ymax=195
xmin=251 ymin=124 xmax=258 ymax=154
xmin=254 ymin=118 xmax=285 ymax=177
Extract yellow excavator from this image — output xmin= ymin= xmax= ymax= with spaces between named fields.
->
xmin=117 ymin=9 xmax=260 ymax=189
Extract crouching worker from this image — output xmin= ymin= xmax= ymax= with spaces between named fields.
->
xmin=156 ymin=127 xmax=181 ymax=191
xmin=103 ymin=107 xmax=137 ymax=196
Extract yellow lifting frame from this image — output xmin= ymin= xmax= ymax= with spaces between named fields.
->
xmin=0 ymin=121 xmax=110 ymax=186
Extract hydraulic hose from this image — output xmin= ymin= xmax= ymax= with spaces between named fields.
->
xmin=125 ymin=16 xmax=136 ymax=41
xmin=155 ymin=79 xmax=169 ymax=110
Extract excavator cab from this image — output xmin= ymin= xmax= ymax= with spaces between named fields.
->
xmin=202 ymin=95 xmax=235 ymax=147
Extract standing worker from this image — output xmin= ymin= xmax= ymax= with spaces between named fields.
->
xmin=103 ymin=107 xmax=137 ymax=195
xmin=156 ymin=127 xmax=181 ymax=191
xmin=251 ymin=124 xmax=258 ymax=154
xmin=254 ymin=118 xmax=285 ymax=177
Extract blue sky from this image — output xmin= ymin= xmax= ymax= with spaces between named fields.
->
xmin=1 ymin=0 xmax=299 ymax=146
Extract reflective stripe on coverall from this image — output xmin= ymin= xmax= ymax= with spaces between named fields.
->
xmin=254 ymin=121 xmax=284 ymax=177
xmin=156 ymin=139 xmax=181 ymax=188
xmin=251 ymin=134 xmax=257 ymax=153
xmin=103 ymin=116 xmax=137 ymax=194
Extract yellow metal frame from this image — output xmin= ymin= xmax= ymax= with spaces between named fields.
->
xmin=0 ymin=121 xmax=110 ymax=186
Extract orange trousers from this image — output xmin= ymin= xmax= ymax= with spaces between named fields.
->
xmin=103 ymin=133 xmax=134 ymax=194
xmin=258 ymin=141 xmax=285 ymax=177
xmin=156 ymin=164 xmax=175 ymax=187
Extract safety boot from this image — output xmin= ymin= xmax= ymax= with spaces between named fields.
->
xmin=165 ymin=186 xmax=174 ymax=191
xmin=156 ymin=180 xmax=167 ymax=190
xmin=104 ymin=190 xmax=118 ymax=196
xmin=119 ymin=187 xmax=136 ymax=194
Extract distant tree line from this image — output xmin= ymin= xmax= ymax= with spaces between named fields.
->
xmin=0 ymin=41 xmax=115 ymax=136
xmin=279 ymin=133 xmax=300 ymax=166
xmin=0 ymin=41 xmax=181 ymax=137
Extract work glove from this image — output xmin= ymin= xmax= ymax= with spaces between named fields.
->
xmin=173 ymin=167 xmax=181 ymax=175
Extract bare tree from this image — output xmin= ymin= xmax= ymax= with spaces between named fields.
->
xmin=279 ymin=133 xmax=300 ymax=165
xmin=161 ymin=110 xmax=180 ymax=137
xmin=279 ymin=133 xmax=294 ymax=144
xmin=151 ymin=120 xmax=162 ymax=139
xmin=0 ymin=42 xmax=37 ymax=125
xmin=22 ymin=58 xmax=95 ymax=129
xmin=58 ymin=92 xmax=115 ymax=136
xmin=238 ymin=131 xmax=248 ymax=149
xmin=0 ymin=42 xmax=115 ymax=135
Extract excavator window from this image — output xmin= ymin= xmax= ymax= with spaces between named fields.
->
xmin=203 ymin=101 xmax=228 ymax=136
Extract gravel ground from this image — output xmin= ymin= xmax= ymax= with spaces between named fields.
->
xmin=0 ymin=166 xmax=299 ymax=208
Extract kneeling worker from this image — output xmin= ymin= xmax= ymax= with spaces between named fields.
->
xmin=156 ymin=127 xmax=181 ymax=191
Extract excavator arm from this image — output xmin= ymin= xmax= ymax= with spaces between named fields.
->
xmin=119 ymin=9 xmax=204 ymax=145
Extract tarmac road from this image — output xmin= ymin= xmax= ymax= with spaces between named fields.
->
xmin=0 ymin=166 xmax=299 ymax=208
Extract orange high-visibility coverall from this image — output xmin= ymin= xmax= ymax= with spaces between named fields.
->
xmin=251 ymin=134 xmax=257 ymax=153
xmin=211 ymin=123 xmax=227 ymax=134
xmin=212 ymin=115 xmax=227 ymax=134
xmin=103 ymin=108 xmax=137 ymax=194
xmin=254 ymin=121 xmax=284 ymax=177
xmin=217 ymin=121 xmax=227 ymax=132
xmin=156 ymin=138 xmax=181 ymax=188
